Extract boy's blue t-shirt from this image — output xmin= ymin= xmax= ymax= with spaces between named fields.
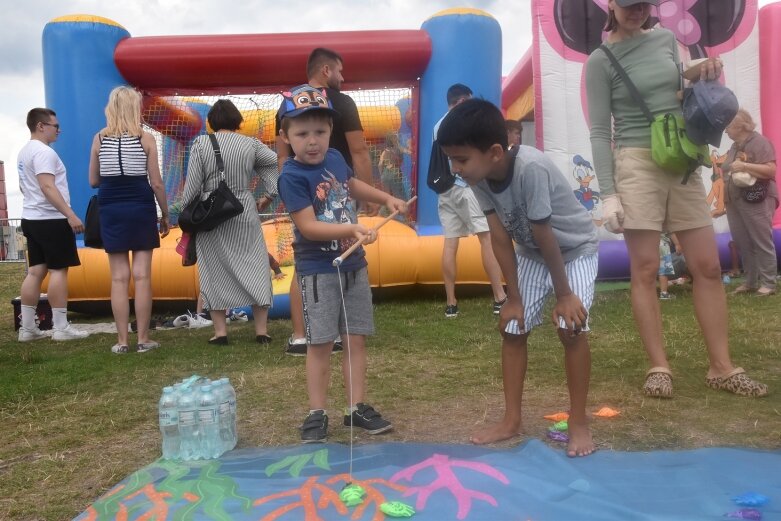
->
xmin=278 ymin=149 xmax=367 ymax=275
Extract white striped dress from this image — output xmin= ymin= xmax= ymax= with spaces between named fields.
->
xmin=182 ymin=132 xmax=278 ymax=310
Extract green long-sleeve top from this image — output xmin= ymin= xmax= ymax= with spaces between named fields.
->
xmin=585 ymin=28 xmax=681 ymax=196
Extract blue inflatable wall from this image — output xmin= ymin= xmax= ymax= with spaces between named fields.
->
xmin=42 ymin=15 xmax=130 ymax=222
xmin=417 ymin=9 xmax=503 ymax=235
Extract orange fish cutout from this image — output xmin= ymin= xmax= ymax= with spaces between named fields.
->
xmin=593 ymin=407 xmax=620 ymax=418
xmin=544 ymin=412 xmax=569 ymax=422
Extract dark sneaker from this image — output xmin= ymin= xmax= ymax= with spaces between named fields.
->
xmin=493 ymin=296 xmax=507 ymax=315
xmin=286 ymin=336 xmax=307 ymax=356
xmin=286 ymin=336 xmax=343 ymax=356
xmin=344 ymin=403 xmax=392 ymax=435
xmin=445 ymin=305 xmax=458 ymax=318
xmin=300 ymin=410 xmax=328 ymax=443
xmin=136 ymin=341 xmax=160 ymax=353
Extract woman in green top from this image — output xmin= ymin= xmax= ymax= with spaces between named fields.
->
xmin=585 ymin=0 xmax=767 ymax=398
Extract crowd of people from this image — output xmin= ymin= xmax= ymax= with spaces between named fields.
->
xmin=16 ymin=6 xmax=776 ymax=454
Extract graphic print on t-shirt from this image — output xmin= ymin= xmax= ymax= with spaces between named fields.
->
xmin=505 ymin=203 xmax=534 ymax=246
xmin=314 ymin=170 xmax=357 ymax=253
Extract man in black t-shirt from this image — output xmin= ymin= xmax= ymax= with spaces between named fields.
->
xmin=276 ymin=48 xmax=373 ymax=186
xmin=277 ymin=47 xmax=378 ymax=355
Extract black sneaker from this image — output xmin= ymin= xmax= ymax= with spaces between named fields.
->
xmin=286 ymin=336 xmax=308 ymax=356
xmin=445 ymin=304 xmax=459 ymax=318
xmin=301 ymin=410 xmax=328 ymax=443
xmin=287 ymin=336 xmax=343 ymax=356
xmin=493 ymin=297 xmax=507 ymax=315
xmin=344 ymin=403 xmax=393 ymax=434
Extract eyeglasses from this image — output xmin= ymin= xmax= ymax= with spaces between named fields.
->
xmin=41 ymin=123 xmax=61 ymax=130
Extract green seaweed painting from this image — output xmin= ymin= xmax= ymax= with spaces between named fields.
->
xmin=76 ymin=459 xmax=253 ymax=520
xmin=265 ymin=448 xmax=331 ymax=478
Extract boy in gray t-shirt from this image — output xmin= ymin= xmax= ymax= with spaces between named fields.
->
xmin=438 ymin=99 xmax=598 ymax=458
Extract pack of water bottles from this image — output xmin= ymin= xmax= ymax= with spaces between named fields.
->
xmin=158 ymin=375 xmax=237 ymax=461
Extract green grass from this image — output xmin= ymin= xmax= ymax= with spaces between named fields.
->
xmin=0 ymin=262 xmax=779 ymax=520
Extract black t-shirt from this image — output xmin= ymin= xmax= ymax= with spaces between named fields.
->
xmin=276 ymin=87 xmax=363 ymax=167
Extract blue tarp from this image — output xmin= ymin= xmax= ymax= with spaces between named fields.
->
xmin=74 ymin=440 xmax=780 ymax=520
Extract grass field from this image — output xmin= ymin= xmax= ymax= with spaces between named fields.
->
xmin=0 ymin=262 xmax=779 ymax=520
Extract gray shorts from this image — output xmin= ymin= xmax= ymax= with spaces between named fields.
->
xmin=299 ymin=267 xmax=375 ymax=345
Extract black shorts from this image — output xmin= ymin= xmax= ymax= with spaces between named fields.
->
xmin=21 ymin=218 xmax=81 ymax=269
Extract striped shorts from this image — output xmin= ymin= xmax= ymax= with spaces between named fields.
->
xmin=509 ymin=253 xmax=598 ymax=334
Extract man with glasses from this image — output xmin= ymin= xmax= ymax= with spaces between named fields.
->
xmin=16 ymin=108 xmax=88 ymax=342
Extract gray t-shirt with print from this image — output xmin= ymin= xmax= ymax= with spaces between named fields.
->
xmin=472 ymin=146 xmax=598 ymax=263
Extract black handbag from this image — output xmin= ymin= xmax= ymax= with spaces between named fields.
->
xmin=179 ymin=134 xmax=244 ymax=233
xmin=84 ymin=194 xmax=103 ymax=248
xmin=426 ymin=139 xmax=456 ymax=194
xmin=742 ymin=181 xmax=769 ymax=204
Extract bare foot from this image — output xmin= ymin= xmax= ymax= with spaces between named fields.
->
xmin=566 ymin=420 xmax=595 ymax=457
xmin=469 ymin=420 xmax=522 ymax=445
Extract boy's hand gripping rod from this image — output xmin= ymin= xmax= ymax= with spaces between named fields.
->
xmin=332 ymin=196 xmax=417 ymax=267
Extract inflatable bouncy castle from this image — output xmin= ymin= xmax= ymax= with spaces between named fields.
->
xmin=42 ymin=9 xmax=503 ymax=316
xmin=41 ymin=3 xmax=781 ymax=314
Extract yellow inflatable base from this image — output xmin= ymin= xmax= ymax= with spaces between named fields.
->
xmin=45 ymin=217 xmax=495 ymax=301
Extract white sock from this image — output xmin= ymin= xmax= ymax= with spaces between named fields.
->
xmin=309 ymin=409 xmax=326 ymax=416
xmin=52 ymin=307 xmax=68 ymax=329
xmin=21 ymin=305 xmax=37 ymax=330
xmin=345 ymin=405 xmax=358 ymax=415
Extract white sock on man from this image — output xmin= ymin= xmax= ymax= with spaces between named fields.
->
xmin=21 ymin=305 xmax=38 ymax=330
xmin=52 ymin=307 xmax=68 ymax=329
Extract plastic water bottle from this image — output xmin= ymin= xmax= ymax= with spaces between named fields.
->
xmin=177 ymin=386 xmax=199 ymax=460
xmin=221 ymin=377 xmax=238 ymax=450
xmin=159 ymin=387 xmax=180 ymax=460
xmin=197 ymin=385 xmax=220 ymax=459
xmin=213 ymin=381 xmax=231 ymax=453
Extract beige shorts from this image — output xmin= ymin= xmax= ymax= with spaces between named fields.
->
xmin=614 ymin=147 xmax=712 ymax=232
xmin=437 ymin=184 xmax=490 ymax=238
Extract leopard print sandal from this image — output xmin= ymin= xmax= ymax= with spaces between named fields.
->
xmin=643 ymin=367 xmax=673 ymax=398
xmin=705 ymin=367 xmax=768 ymax=397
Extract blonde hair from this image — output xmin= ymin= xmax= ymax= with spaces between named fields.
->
xmin=733 ymin=108 xmax=757 ymax=133
xmin=101 ymin=86 xmax=143 ymax=137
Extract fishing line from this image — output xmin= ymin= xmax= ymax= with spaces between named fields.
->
xmin=334 ymin=262 xmax=355 ymax=478
xmin=330 ymin=196 xmax=415 ymax=482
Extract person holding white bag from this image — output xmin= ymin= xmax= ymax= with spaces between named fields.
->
xmin=722 ymin=109 xmax=778 ymax=297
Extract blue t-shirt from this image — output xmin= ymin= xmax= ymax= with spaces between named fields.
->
xmin=278 ymin=149 xmax=367 ymax=275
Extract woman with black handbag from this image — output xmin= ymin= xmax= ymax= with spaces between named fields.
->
xmin=181 ymin=99 xmax=278 ymax=345
xmin=88 ymin=86 xmax=170 ymax=354
xmin=722 ymin=109 xmax=778 ymax=297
